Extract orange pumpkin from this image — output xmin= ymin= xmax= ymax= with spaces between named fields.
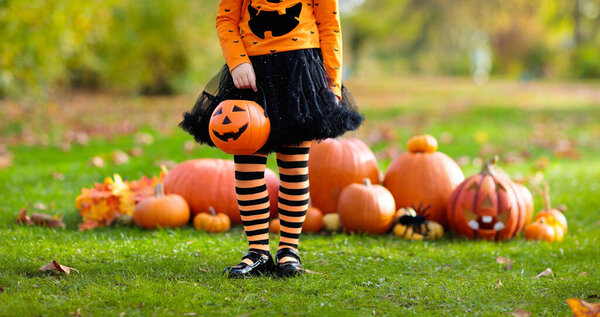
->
xmin=338 ymin=179 xmax=396 ymax=234
xmin=209 ymin=99 xmax=270 ymax=155
xmin=525 ymin=218 xmax=564 ymax=243
xmin=302 ymin=206 xmax=324 ymax=233
xmin=163 ymin=159 xmax=279 ymax=223
xmin=309 ymin=138 xmax=380 ymax=214
xmin=525 ymin=183 xmax=567 ymax=242
xmin=193 ymin=207 xmax=231 ymax=233
xmin=133 ymin=184 xmax=190 ymax=229
xmin=447 ymin=156 xmax=528 ymax=240
xmin=383 ymin=135 xmax=464 ymax=227
xmin=269 ymin=218 xmax=280 ymax=233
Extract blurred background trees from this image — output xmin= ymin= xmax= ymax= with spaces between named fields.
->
xmin=1 ymin=0 xmax=599 ymax=99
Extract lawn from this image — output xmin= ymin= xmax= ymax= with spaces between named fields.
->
xmin=1 ymin=76 xmax=599 ymax=316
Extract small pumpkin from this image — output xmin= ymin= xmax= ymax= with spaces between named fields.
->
xmin=269 ymin=218 xmax=280 ymax=233
xmin=209 ymin=99 xmax=270 ymax=155
xmin=447 ymin=156 xmax=529 ymax=241
xmin=309 ymin=138 xmax=380 ymax=214
xmin=383 ymin=134 xmax=465 ymax=227
xmin=193 ymin=207 xmax=231 ymax=233
xmin=525 ymin=183 xmax=567 ymax=242
xmin=302 ymin=206 xmax=324 ymax=233
xmin=338 ymin=179 xmax=396 ymax=234
xmin=392 ymin=203 xmax=444 ymax=240
xmin=323 ymin=213 xmax=342 ymax=232
xmin=133 ymin=184 xmax=190 ymax=229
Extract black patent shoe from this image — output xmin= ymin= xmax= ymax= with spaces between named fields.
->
xmin=223 ymin=250 xmax=275 ymax=279
xmin=275 ymin=248 xmax=303 ymax=277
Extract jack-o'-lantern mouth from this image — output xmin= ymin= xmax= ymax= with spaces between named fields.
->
xmin=212 ymin=123 xmax=248 ymax=142
xmin=464 ymin=209 xmax=510 ymax=231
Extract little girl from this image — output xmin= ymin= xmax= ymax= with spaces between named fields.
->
xmin=179 ymin=0 xmax=363 ymax=278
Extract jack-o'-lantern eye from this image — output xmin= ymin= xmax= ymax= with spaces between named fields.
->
xmin=213 ymin=108 xmax=223 ymax=116
xmin=232 ymin=105 xmax=245 ymax=112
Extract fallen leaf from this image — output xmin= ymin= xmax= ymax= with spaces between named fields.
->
xmin=535 ymin=268 xmax=553 ymax=279
xmin=566 ymin=298 xmax=600 ymax=317
xmin=40 ymin=260 xmax=79 ymax=274
xmin=183 ymin=141 xmax=196 ymax=154
xmin=69 ymin=308 xmax=82 ymax=317
xmin=52 ymin=172 xmax=65 ymax=180
xmin=120 ymin=312 xmax=125 ymax=317
xmin=534 ymin=156 xmax=550 ymax=171
xmin=496 ymin=256 xmax=515 ymax=265
xmin=580 ymin=272 xmax=590 ymax=277
xmin=0 ymin=285 xmax=4 ymax=294
xmin=510 ymin=308 xmax=532 ymax=317
xmin=0 ymin=144 xmax=13 ymax=169
xmin=15 ymin=209 xmax=65 ymax=228
xmin=183 ymin=313 xmax=197 ymax=316
xmin=90 ymin=156 xmax=105 ymax=168
xmin=33 ymin=202 xmax=48 ymax=210
xmin=303 ymin=269 xmax=324 ymax=275
xmin=554 ymin=139 xmax=581 ymax=159
xmin=111 ymin=150 xmax=130 ymax=165
xmin=128 ymin=147 xmax=144 ymax=157
xmin=135 ymin=132 xmax=154 ymax=145
xmin=455 ymin=155 xmax=470 ymax=167
xmin=495 ymin=279 xmax=503 ymax=289
xmin=588 ymin=295 xmax=599 ymax=299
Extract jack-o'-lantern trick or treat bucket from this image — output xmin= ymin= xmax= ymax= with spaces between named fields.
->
xmin=208 ymin=88 xmax=270 ymax=155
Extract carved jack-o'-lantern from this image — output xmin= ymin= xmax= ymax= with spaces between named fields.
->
xmin=209 ymin=99 xmax=270 ymax=155
xmin=447 ymin=156 xmax=528 ymax=241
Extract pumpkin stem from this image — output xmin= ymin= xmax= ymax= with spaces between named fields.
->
xmin=155 ymin=183 xmax=165 ymax=198
xmin=209 ymin=206 xmax=216 ymax=217
xmin=363 ymin=178 xmax=372 ymax=187
xmin=533 ymin=182 xmax=552 ymax=211
xmin=481 ymin=156 xmax=499 ymax=175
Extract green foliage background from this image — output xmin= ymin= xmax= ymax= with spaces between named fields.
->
xmin=1 ymin=0 xmax=599 ymax=98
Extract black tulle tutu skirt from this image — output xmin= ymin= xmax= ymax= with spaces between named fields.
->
xmin=179 ymin=48 xmax=364 ymax=154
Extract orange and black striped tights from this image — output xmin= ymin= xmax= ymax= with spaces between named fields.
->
xmin=234 ymin=141 xmax=310 ymax=265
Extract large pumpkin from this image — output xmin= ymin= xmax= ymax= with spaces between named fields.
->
xmin=447 ymin=156 xmax=528 ymax=240
xmin=308 ymin=138 xmax=379 ymax=214
xmin=383 ymin=135 xmax=464 ymax=227
xmin=209 ymin=100 xmax=270 ymax=155
xmin=163 ymin=159 xmax=279 ymax=223
xmin=133 ymin=184 xmax=190 ymax=229
xmin=338 ymin=179 xmax=396 ymax=234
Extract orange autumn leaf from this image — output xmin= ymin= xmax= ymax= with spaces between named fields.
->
xmin=566 ymin=299 xmax=600 ymax=317
xmin=75 ymin=169 xmax=167 ymax=230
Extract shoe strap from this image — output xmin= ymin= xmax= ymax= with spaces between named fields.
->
xmin=242 ymin=250 xmax=271 ymax=264
xmin=276 ymin=248 xmax=301 ymax=264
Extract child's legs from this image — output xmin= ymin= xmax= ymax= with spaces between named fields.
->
xmin=234 ymin=154 xmax=271 ymax=265
xmin=276 ymin=141 xmax=311 ymax=262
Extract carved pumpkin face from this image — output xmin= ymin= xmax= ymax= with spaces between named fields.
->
xmin=209 ymin=99 xmax=270 ymax=155
xmin=447 ymin=158 xmax=528 ymax=241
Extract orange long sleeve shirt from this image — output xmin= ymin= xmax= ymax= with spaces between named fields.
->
xmin=216 ymin=0 xmax=343 ymax=98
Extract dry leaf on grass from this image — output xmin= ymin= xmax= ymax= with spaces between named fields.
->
xmin=111 ymin=150 xmax=130 ymax=165
xmin=69 ymin=308 xmax=82 ymax=317
xmin=40 ymin=260 xmax=79 ymax=275
xmin=0 ymin=285 xmax=4 ymax=294
xmin=303 ymin=269 xmax=324 ymax=275
xmin=495 ymin=279 xmax=503 ymax=289
xmin=510 ymin=308 xmax=532 ymax=317
xmin=535 ymin=268 xmax=553 ymax=279
xmin=566 ymin=298 xmax=600 ymax=317
xmin=90 ymin=156 xmax=105 ymax=168
xmin=15 ymin=209 xmax=65 ymax=228
xmin=496 ymin=256 xmax=515 ymax=265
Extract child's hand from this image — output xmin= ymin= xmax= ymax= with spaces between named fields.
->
xmin=231 ymin=63 xmax=257 ymax=92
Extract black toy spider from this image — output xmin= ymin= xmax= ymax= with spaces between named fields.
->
xmin=395 ymin=202 xmax=443 ymax=239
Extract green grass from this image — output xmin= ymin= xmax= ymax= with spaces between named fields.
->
xmin=1 ymin=77 xmax=600 ymax=316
